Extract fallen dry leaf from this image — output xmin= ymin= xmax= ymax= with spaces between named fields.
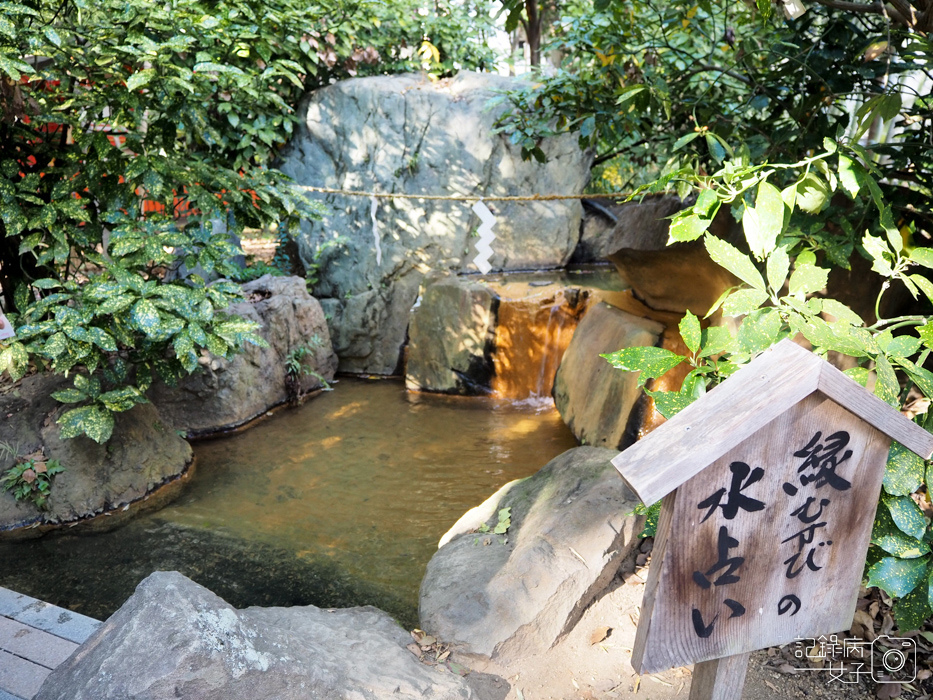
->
xmin=589 ymin=626 xmax=611 ymax=645
xmin=875 ymin=679 xmax=902 ymax=699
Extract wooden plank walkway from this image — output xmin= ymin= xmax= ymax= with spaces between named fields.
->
xmin=0 ymin=587 xmax=100 ymax=700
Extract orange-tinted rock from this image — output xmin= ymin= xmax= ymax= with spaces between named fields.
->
xmin=553 ymin=302 xmax=665 ymax=449
xmin=405 ymin=270 xmax=627 ymax=400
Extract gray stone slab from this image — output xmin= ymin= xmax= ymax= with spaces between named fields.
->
xmin=0 ymin=589 xmax=99 ymax=645
xmin=0 ymin=649 xmax=49 ymax=699
xmin=0 ymin=617 xmax=77 ymax=670
xmin=0 ymin=688 xmax=23 ymax=700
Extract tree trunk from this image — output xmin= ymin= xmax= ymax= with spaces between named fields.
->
xmin=523 ymin=0 xmax=541 ymax=66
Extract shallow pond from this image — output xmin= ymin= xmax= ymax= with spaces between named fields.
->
xmin=0 ymin=378 xmax=577 ymax=627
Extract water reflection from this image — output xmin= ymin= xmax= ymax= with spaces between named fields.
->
xmin=0 ymin=378 xmax=577 ymax=627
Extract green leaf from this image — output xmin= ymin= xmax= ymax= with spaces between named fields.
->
xmin=838 ymin=154 xmax=862 ymax=199
xmin=205 ymin=334 xmax=229 ymax=358
xmin=911 ymin=275 xmax=933 ymax=307
xmin=98 ymin=386 xmax=146 ymax=412
xmin=126 ymin=69 xmax=156 ymax=92
xmin=885 ymin=441 xmax=926 ymax=496
xmin=895 ymin=577 xmax=933 ymax=631
xmin=0 ymin=53 xmax=35 ymax=81
xmin=722 ymin=288 xmax=769 ymax=317
xmin=57 ymin=405 xmax=115 ymax=443
xmin=788 ymin=264 xmax=829 ymax=297
xmin=820 ymin=299 xmax=863 ymax=326
xmin=85 ymin=327 xmax=118 ymax=352
xmin=896 ymin=358 xmax=933 ymax=399
xmin=874 ymin=353 xmax=900 ymax=406
xmin=844 ymin=367 xmax=871 ymax=386
xmin=919 ymin=321 xmax=933 ymax=351
xmin=615 ymin=85 xmax=646 ymax=105
xmin=884 ymin=494 xmax=928 ymax=540
xmin=73 ymin=373 xmax=100 ymax=399
xmin=863 ymin=233 xmax=894 ymax=277
xmin=766 ymin=247 xmax=790 ymax=293
xmin=887 ymin=336 xmax=922 ymax=358
xmin=736 ymin=307 xmax=784 ymax=355
xmin=693 ymin=189 xmax=719 ymax=219
xmin=742 ymin=181 xmax=783 ymax=260
xmin=679 ymin=311 xmax=701 ymax=354
xmin=787 ymin=314 xmax=868 ymax=357
xmin=699 ymin=326 xmax=734 ymax=357
xmin=792 ymin=173 xmax=829 ymax=214
xmin=43 ymin=333 xmax=68 ymax=358
xmin=672 ymin=131 xmax=702 ymax=150
xmin=647 ymin=387 xmax=699 ymax=419
xmin=130 ymin=299 xmax=161 ymax=336
xmin=873 ymin=503 xmax=929 ymax=558
xmin=600 ymin=346 xmax=686 ymax=386
xmin=909 ymin=248 xmax=933 ymax=271
xmin=32 ymin=278 xmax=61 ymax=290
xmin=705 ymin=133 xmax=726 ymax=163
xmin=50 ymin=388 xmax=88 ymax=404
xmin=44 ymin=27 xmax=62 ymax=47
xmin=866 ymin=556 xmax=928 ymax=598
xmin=756 ymin=0 xmax=772 ymax=20
xmin=192 ymin=62 xmax=246 ymax=76
xmin=704 ymin=236 xmax=765 ymax=291
xmin=669 ymin=213 xmax=711 ymax=243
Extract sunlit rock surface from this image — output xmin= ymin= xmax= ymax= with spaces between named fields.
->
xmin=150 ymin=275 xmax=337 ymax=436
xmin=419 ymin=447 xmax=641 ymax=665
xmin=279 ymin=72 xmax=592 ymax=374
xmin=36 ymin=571 xmax=501 ymax=700
xmin=553 ymin=302 xmax=665 ymax=450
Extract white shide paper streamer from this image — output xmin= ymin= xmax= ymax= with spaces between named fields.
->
xmin=472 ymin=200 xmax=496 ymax=274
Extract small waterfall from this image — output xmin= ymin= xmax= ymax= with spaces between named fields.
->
xmin=489 ymin=282 xmax=590 ymax=404
xmin=404 ymin=268 xmax=629 ymax=403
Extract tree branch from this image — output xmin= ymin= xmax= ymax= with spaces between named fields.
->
xmin=810 ymin=0 xmax=886 ymax=13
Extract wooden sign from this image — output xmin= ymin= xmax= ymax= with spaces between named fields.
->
xmin=0 ymin=310 xmax=14 ymax=341
xmin=612 ymin=340 xmax=933 ymax=697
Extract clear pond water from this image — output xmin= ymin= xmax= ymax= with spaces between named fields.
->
xmin=0 ymin=378 xmax=578 ymax=627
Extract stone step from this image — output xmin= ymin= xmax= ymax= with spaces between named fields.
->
xmin=0 ymin=587 xmax=100 ymax=700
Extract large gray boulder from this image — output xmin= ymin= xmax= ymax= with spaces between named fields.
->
xmin=36 ymin=571 xmax=492 ymax=700
xmin=553 ymin=302 xmax=665 ymax=449
xmin=0 ymin=374 xmax=192 ymax=535
xmin=278 ymin=72 xmax=593 ymax=374
xmin=150 ymin=275 xmax=337 ymax=436
xmin=419 ymin=447 xmax=642 ymax=666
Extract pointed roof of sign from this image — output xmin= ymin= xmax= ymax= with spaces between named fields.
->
xmin=611 ymin=339 xmax=933 ymax=506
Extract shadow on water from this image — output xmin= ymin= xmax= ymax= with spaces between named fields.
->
xmin=0 ymin=378 xmax=578 ymax=628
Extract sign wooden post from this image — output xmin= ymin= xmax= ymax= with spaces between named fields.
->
xmin=612 ymin=340 xmax=933 ymax=699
